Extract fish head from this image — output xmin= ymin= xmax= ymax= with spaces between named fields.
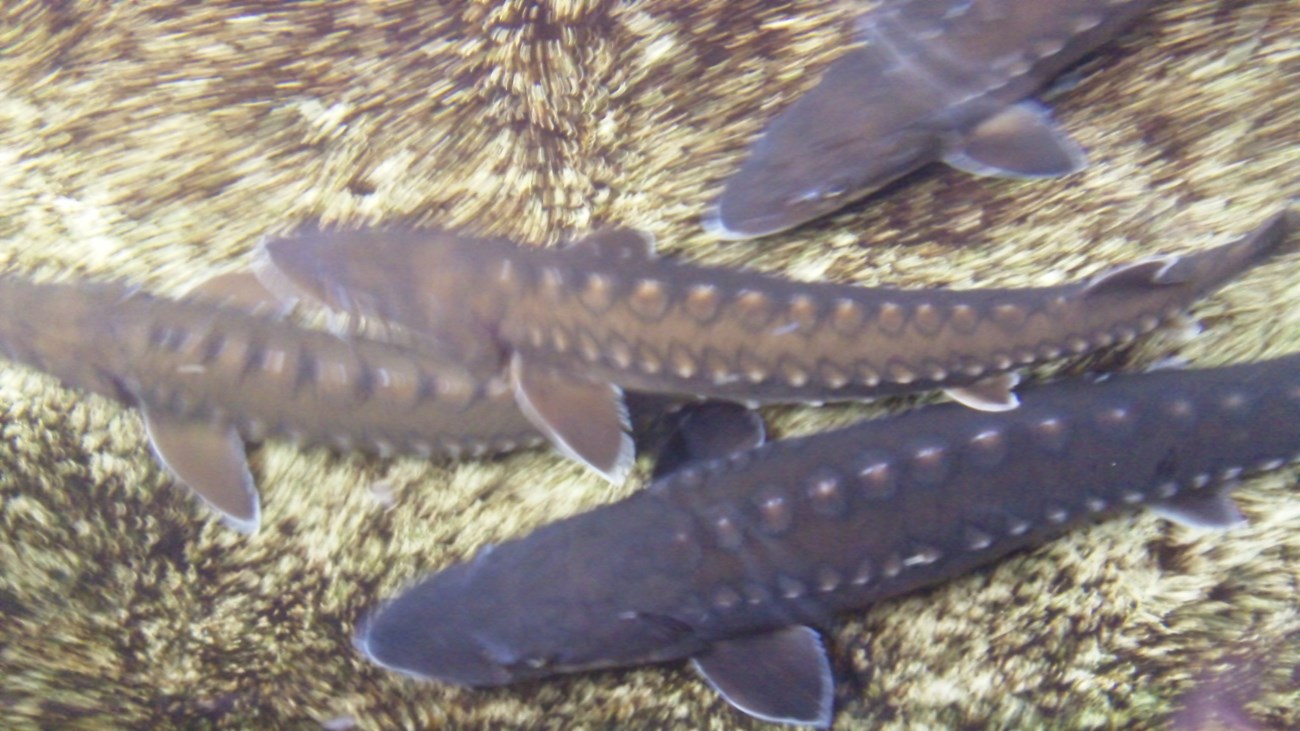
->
xmin=357 ymin=512 xmax=708 ymax=686
xmin=258 ymin=227 xmax=425 ymax=320
xmin=708 ymin=127 xmax=931 ymax=240
xmin=258 ymin=227 xmax=505 ymax=367
xmin=707 ymin=50 xmax=939 ymax=239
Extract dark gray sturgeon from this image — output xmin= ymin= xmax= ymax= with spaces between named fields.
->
xmin=359 ymin=353 xmax=1300 ymax=727
xmin=709 ymin=0 xmax=1156 ymax=239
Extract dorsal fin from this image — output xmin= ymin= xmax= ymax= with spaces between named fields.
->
xmin=692 ymin=626 xmax=834 ymax=728
xmin=566 ymin=229 xmax=656 ymax=260
xmin=942 ymin=101 xmax=1086 ymax=179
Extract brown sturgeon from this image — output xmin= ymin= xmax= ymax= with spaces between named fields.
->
xmin=260 ymin=211 xmax=1297 ymax=483
xmin=0 ymin=272 xmax=541 ymax=533
xmin=708 ymin=0 xmax=1156 ymax=239
xmin=357 ymin=351 xmax=1300 ymax=727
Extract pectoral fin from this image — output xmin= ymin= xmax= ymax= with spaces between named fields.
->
xmin=510 ymin=353 xmax=634 ymax=484
xmin=142 ymin=406 xmax=260 ymax=533
xmin=691 ymin=625 xmax=834 ymax=728
xmin=1151 ymin=484 xmax=1246 ymax=530
xmin=943 ymin=101 xmax=1086 ymax=179
xmin=652 ymin=402 xmax=767 ymax=480
xmin=945 ymin=372 xmax=1021 ymax=412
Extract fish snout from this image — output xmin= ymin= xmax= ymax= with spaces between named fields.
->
xmin=355 ymin=598 xmax=516 ymax=687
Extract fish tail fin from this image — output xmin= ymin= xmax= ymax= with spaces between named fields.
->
xmin=1159 ymin=208 xmax=1296 ymax=289
xmin=1082 ymin=209 xmax=1295 ymax=300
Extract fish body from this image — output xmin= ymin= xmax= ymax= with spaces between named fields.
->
xmin=709 ymin=0 xmax=1156 ymax=239
xmin=359 ymin=352 xmax=1300 ymax=726
xmin=262 ymin=212 xmax=1296 ymax=482
xmin=0 ymin=274 xmax=540 ymax=531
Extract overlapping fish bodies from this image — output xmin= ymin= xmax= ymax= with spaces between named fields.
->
xmin=357 ymin=352 xmax=1300 ymax=727
xmin=0 ymin=272 xmax=541 ymax=533
xmin=708 ymin=0 xmax=1155 ymax=239
xmin=260 ymin=211 xmax=1296 ymax=485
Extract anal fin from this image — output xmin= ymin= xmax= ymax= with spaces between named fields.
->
xmin=945 ymin=372 xmax=1021 ymax=412
xmin=142 ymin=406 xmax=260 ymax=533
xmin=942 ymin=101 xmax=1086 ymax=179
xmin=692 ymin=625 xmax=834 ymax=728
xmin=510 ymin=352 xmax=634 ymax=484
xmin=1151 ymin=483 xmax=1245 ymax=530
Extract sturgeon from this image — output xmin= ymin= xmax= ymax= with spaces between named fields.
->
xmin=357 ymin=352 xmax=1300 ymax=727
xmin=708 ymin=0 xmax=1156 ymax=239
xmin=0 ymin=272 xmax=541 ymax=533
xmin=260 ymin=210 xmax=1296 ymax=483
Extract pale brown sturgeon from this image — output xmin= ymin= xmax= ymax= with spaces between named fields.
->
xmin=261 ymin=211 xmax=1297 ymax=483
xmin=358 ymin=351 xmax=1300 ymax=727
xmin=709 ymin=0 xmax=1156 ymax=238
xmin=0 ymin=272 xmax=541 ymax=532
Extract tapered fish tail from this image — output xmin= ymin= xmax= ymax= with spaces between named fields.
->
xmin=1065 ymin=210 xmax=1295 ymax=370
xmin=1160 ymin=210 xmax=1297 ymax=292
xmin=0 ymin=276 xmax=126 ymax=397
